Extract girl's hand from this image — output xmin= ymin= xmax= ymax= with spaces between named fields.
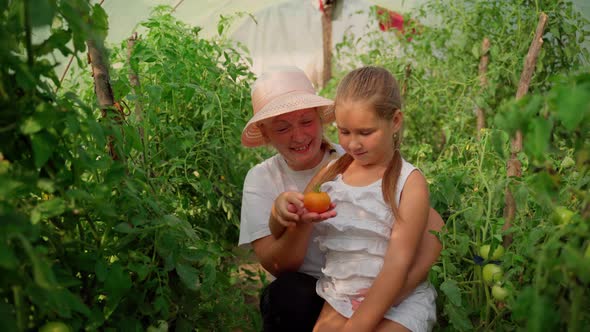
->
xmin=272 ymin=192 xmax=305 ymax=228
xmin=300 ymin=202 xmax=337 ymax=223
xmin=350 ymin=288 xmax=368 ymax=311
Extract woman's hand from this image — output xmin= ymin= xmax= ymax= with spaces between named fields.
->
xmin=272 ymin=192 xmax=306 ymax=228
xmin=300 ymin=203 xmax=337 ymax=223
xmin=272 ymin=192 xmax=337 ymax=227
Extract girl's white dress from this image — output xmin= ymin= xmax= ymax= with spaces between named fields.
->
xmin=315 ymin=159 xmax=437 ymax=332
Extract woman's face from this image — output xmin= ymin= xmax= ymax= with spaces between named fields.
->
xmin=260 ymin=108 xmax=324 ymax=171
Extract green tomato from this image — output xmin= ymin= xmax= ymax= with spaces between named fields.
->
xmin=560 ymin=156 xmax=575 ymax=169
xmin=491 ymin=284 xmax=509 ymax=301
xmin=585 ymin=245 xmax=590 ymax=259
xmin=551 ymin=206 xmax=575 ymax=225
xmin=482 ymin=264 xmax=503 ymax=285
xmin=39 ymin=322 xmax=72 ymax=332
xmin=479 ymin=244 xmax=505 ymax=260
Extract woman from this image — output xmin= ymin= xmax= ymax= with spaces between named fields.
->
xmin=238 ymin=67 xmax=444 ymax=332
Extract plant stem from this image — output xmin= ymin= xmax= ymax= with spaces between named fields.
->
xmin=13 ymin=286 xmax=25 ymax=331
xmin=23 ymin=0 xmax=33 ymax=68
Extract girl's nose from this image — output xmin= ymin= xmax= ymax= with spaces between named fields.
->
xmin=349 ymin=137 xmax=362 ymax=150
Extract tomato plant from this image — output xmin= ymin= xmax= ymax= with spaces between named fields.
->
xmin=1 ymin=3 xmax=260 ymax=331
xmin=304 ymin=191 xmax=331 ymax=213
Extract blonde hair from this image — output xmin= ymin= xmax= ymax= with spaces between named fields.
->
xmin=306 ymin=66 xmax=403 ymax=221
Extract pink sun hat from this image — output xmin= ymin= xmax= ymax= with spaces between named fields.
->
xmin=241 ymin=67 xmax=335 ymax=147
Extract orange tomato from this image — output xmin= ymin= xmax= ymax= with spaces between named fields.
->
xmin=304 ymin=191 xmax=331 ymax=213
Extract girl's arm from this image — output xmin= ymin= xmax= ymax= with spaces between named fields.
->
xmin=344 ymin=171 xmax=430 ymax=331
xmin=393 ymin=208 xmax=443 ymax=304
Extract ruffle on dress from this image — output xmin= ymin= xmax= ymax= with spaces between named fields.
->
xmin=322 ymin=251 xmax=384 ymax=279
xmin=320 ymin=176 xmax=392 ymax=223
xmin=316 ymin=235 xmax=389 ymax=256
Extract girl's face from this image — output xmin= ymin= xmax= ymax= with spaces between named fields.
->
xmin=260 ymin=108 xmax=324 ymax=171
xmin=335 ymin=100 xmax=401 ymax=167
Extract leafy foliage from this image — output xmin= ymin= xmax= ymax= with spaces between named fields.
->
xmin=1 ymin=2 xmax=260 ymax=331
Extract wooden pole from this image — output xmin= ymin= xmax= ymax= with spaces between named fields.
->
xmin=476 ymin=37 xmax=490 ymax=137
xmin=401 ymin=64 xmax=412 ymax=97
xmin=503 ymin=12 xmax=548 ymax=246
xmin=127 ymin=32 xmax=142 ymax=122
xmin=321 ymin=1 xmax=334 ymax=88
xmin=87 ymin=38 xmax=122 ymax=160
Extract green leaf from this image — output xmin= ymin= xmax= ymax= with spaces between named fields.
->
xmin=95 ymin=259 xmax=107 ymax=282
xmin=90 ymin=4 xmax=109 ymax=41
xmin=0 ymin=301 xmax=18 ymax=331
xmin=554 ymin=85 xmax=590 ymax=131
xmin=32 ymin=198 xmax=66 ymax=223
xmin=0 ymin=241 xmax=18 ymax=269
xmin=104 ymin=263 xmax=132 ymax=300
xmin=33 ymin=29 xmax=71 ymax=56
xmin=175 ymin=262 xmax=201 ymax=291
xmin=28 ymin=0 xmax=56 ymax=27
xmin=15 ymin=235 xmax=57 ymax=289
xmin=471 ymin=42 xmax=480 ymax=59
xmin=444 ymin=302 xmax=473 ymax=331
xmin=30 ymin=131 xmax=57 ymax=168
xmin=525 ymin=117 xmax=551 ymax=160
xmin=0 ymin=177 xmax=22 ymax=200
xmin=128 ymin=262 xmax=150 ymax=282
xmin=60 ymin=289 xmax=91 ymax=316
xmin=440 ymin=279 xmax=462 ymax=306
xmin=20 ymin=117 xmax=43 ymax=135
xmin=114 ymin=222 xmax=137 ymax=234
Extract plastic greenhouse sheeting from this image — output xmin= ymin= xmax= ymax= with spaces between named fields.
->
xmin=59 ymin=0 xmax=590 ymax=84
xmin=63 ymin=0 xmax=427 ymax=84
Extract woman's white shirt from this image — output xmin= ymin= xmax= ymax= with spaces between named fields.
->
xmin=239 ymin=145 xmax=344 ymax=278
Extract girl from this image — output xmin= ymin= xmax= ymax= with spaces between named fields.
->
xmin=311 ymin=66 xmax=436 ymax=332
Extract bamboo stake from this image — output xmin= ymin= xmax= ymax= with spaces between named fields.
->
xmin=503 ymin=12 xmax=548 ymax=246
xmin=321 ymin=1 xmax=334 ymax=88
xmin=476 ymin=37 xmax=490 ymax=137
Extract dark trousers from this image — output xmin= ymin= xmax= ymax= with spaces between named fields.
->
xmin=259 ymin=271 xmax=325 ymax=332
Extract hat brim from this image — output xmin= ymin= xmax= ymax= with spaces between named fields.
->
xmin=241 ymin=91 xmax=334 ymax=147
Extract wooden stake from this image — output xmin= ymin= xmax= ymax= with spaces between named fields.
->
xmin=402 ymin=64 xmax=412 ymax=97
xmin=127 ymin=32 xmax=142 ymax=122
xmin=476 ymin=37 xmax=490 ymax=137
xmin=503 ymin=12 xmax=548 ymax=245
xmin=87 ymin=38 xmax=121 ymax=160
xmin=321 ymin=1 xmax=334 ymax=88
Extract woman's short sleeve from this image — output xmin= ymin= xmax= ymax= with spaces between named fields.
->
xmin=238 ymin=165 xmax=276 ymax=246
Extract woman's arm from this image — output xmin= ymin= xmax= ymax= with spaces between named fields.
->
xmin=345 ymin=171 xmax=431 ymax=331
xmin=252 ymin=223 xmax=315 ymax=276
